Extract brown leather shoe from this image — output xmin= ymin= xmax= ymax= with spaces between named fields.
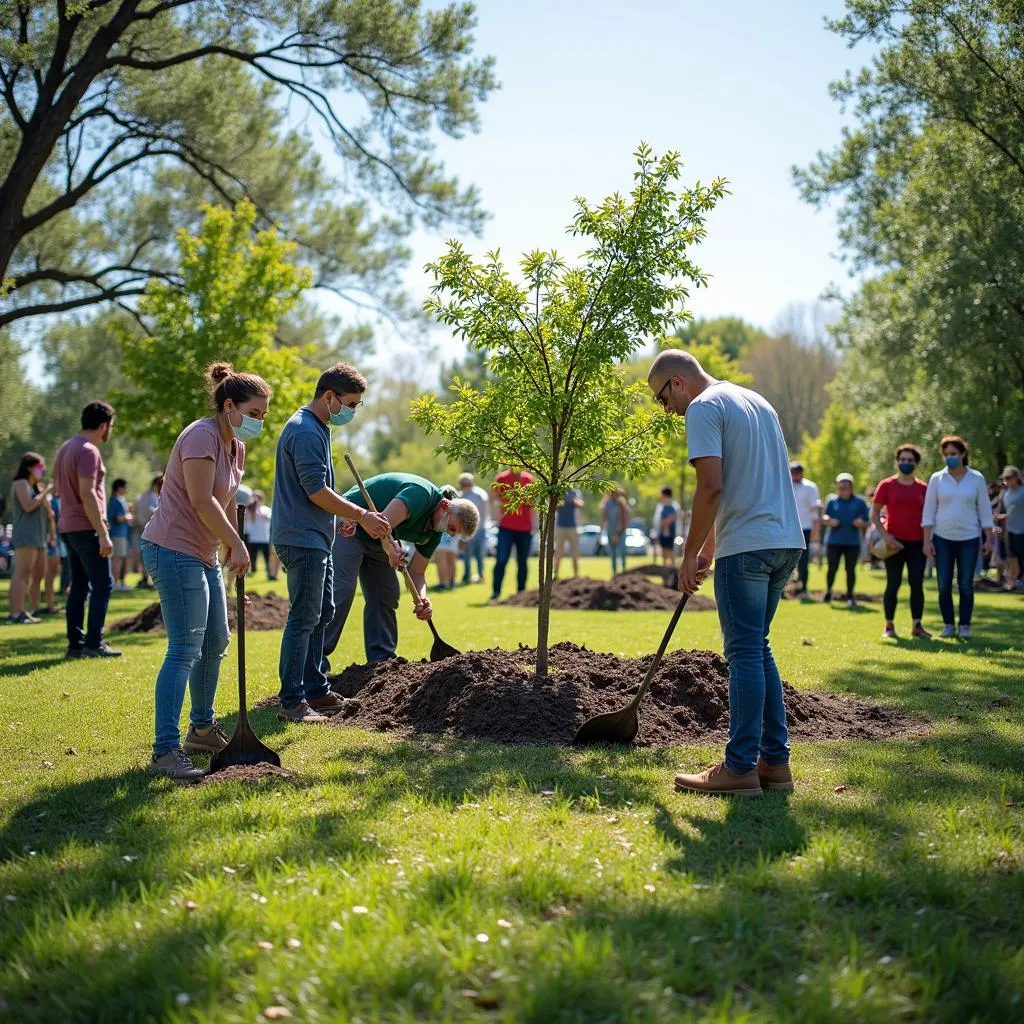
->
xmin=277 ymin=701 xmax=329 ymax=724
xmin=308 ymin=692 xmax=347 ymax=716
xmin=757 ymin=758 xmax=794 ymax=792
xmin=675 ymin=761 xmax=762 ymax=798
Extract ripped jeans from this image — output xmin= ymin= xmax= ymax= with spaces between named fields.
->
xmin=142 ymin=540 xmax=230 ymax=757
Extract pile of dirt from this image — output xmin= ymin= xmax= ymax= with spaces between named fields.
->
xmin=619 ymin=563 xmax=679 ymax=588
xmin=501 ymin=575 xmax=716 ymax=612
xmin=782 ymin=587 xmax=881 ymax=604
xmin=201 ymin=762 xmax=293 ymax=784
xmin=327 ymin=643 xmax=921 ymax=748
xmin=111 ymin=592 xmax=291 ymax=634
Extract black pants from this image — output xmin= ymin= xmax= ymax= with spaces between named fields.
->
xmin=492 ymin=526 xmax=531 ymax=598
xmin=246 ymin=541 xmax=273 ymax=576
xmin=797 ymin=529 xmax=812 ymax=588
xmin=825 ymin=543 xmax=860 ymax=598
xmin=62 ymin=530 xmax=114 ymax=650
xmin=883 ymin=539 xmax=926 ymax=621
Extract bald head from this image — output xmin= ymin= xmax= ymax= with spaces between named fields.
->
xmin=648 ymin=349 xmax=712 ymax=415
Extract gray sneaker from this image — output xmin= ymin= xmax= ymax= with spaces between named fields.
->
xmin=940 ymin=624 xmax=956 ymax=639
xmin=149 ymin=747 xmax=205 ymax=783
xmin=277 ymin=700 xmax=329 ymax=724
xmin=958 ymin=625 xmax=972 ymax=640
xmin=182 ymin=723 xmax=230 ymax=754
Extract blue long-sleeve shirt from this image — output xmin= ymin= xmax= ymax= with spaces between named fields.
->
xmin=270 ymin=407 xmax=335 ymax=552
xmin=824 ymin=495 xmax=869 ymax=547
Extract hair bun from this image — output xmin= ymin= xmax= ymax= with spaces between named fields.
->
xmin=205 ymin=361 xmax=235 ymax=386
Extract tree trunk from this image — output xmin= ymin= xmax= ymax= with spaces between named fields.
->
xmin=535 ymin=494 xmax=558 ymax=678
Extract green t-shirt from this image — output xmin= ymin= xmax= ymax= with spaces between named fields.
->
xmin=344 ymin=472 xmax=445 ymax=559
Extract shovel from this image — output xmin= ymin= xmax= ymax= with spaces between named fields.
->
xmin=572 ymin=592 xmax=689 ymax=746
xmin=207 ymin=505 xmax=282 ymax=774
xmin=344 ymin=454 xmax=460 ymax=662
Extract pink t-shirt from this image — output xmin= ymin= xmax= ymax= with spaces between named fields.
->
xmin=143 ymin=419 xmax=244 ymax=566
xmin=54 ymin=435 xmax=106 ymax=533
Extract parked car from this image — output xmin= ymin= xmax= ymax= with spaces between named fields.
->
xmin=485 ymin=524 xmax=541 ymax=557
xmin=578 ymin=524 xmax=603 ymax=556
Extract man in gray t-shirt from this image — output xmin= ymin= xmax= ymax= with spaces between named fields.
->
xmin=649 ymin=349 xmax=804 ymax=798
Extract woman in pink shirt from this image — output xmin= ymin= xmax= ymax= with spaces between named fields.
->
xmin=141 ymin=362 xmax=271 ymax=782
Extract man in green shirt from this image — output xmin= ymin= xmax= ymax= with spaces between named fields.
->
xmin=324 ymin=473 xmax=481 ymax=664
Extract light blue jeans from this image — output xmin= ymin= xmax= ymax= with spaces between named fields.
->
xmin=141 ymin=540 xmax=229 ymax=757
xmin=609 ymin=532 xmax=627 ymax=574
xmin=714 ymin=548 xmax=802 ymax=775
xmin=276 ymin=544 xmax=334 ymax=708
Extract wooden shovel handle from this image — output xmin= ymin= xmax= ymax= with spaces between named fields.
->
xmin=343 ymin=454 xmax=424 ymax=611
xmin=625 ymin=592 xmax=688 ymax=713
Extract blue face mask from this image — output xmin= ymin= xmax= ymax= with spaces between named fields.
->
xmin=328 ymin=396 xmax=356 ymax=427
xmin=897 ymin=461 xmax=916 ymax=476
xmin=945 ymin=454 xmax=962 ymax=469
xmin=229 ymin=409 xmax=263 ymax=443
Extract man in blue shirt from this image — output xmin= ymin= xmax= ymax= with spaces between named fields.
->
xmin=554 ymin=487 xmax=584 ymax=578
xmin=649 ymin=349 xmax=804 ymax=798
xmin=107 ymin=478 xmax=133 ymax=592
xmin=271 ymin=364 xmax=393 ymax=724
xmin=822 ymin=473 xmax=870 ymax=608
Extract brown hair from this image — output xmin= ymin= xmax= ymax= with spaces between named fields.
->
xmin=940 ymin=434 xmax=969 ymax=465
xmin=315 ymin=362 xmax=367 ymax=399
xmin=13 ymin=451 xmax=45 ymax=491
xmin=204 ymin=362 xmax=272 ymax=411
xmin=894 ymin=443 xmax=922 ymax=464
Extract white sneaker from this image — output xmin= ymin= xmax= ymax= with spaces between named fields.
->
xmin=958 ymin=625 xmax=971 ymax=640
xmin=940 ymin=624 xmax=956 ymax=638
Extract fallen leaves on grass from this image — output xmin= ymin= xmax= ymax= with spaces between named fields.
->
xmin=263 ymin=1008 xmax=292 ymax=1020
xmin=64 ymin=747 xmax=77 ymax=756
xmin=460 ymin=989 xmax=500 ymax=1009
xmin=286 ymin=938 xmax=301 ymax=949
xmin=800 ymin=637 xmax=815 ymax=646
xmin=542 ymin=905 xmax=574 ymax=920
xmin=834 ymin=785 xmax=848 ymax=793
xmin=41 ymin=760 xmax=54 ymax=769
xmin=352 ymin=905 xmax=369 ymax=915
xmin=257 ymin=941 xmax=273 ymax=950
xmin=182 ymin=900 xmax=198 ymax=911
xmin=988 ymin=695 xmax=1012 ymax=708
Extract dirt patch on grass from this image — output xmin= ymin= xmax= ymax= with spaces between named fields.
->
xmin=111 ymin=592 xmax=291 ymax=634
xmin=619 ymin=563 xmax=680 ymax=588
xmin=324 ymin=643 xmax=921 ymax=748
xmin=501 ymin=575 xmax=716 ymax=612
xmin=201 ymin=762 xmax=294 ymax=784
xmin=782 ymin=587 xmax=881 ymax=604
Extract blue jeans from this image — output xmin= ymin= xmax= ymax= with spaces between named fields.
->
xmin=609 ymin=532 xmax=627 ymax=574
xmin=461 ymin=531 xmax=486 ymax=583
xmin=714 ymin=548 xmax=802 ymax=775
xmin=933 ymin=534 xmax=980 ymax=626
xmin=276 ymin=544 xmax=334 ymax=708
xmin=141 ymin=540 xmax=229 ymax=757
xmin=63 ymin=529 xmax=114 ymax=650
xmin=492 ymin=527 xmax=530 ymax=598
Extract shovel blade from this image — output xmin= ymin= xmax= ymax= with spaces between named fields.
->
xmin=429 ymin=636 xmax=460 ymax=662
xmin=207 ymin=718 xmax=281 ymax=774
xmin=571 ymin=706 xmax=639 ymax=746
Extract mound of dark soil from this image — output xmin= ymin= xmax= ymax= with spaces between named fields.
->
xmin=782 ymin=587 xmax=881 ymax=604
xmin=619 ymin=563 xmax=679 ymax=588
xmin=501 ymin=575 xmax=716 ymax=612
xmin=325 ymin=643 xmax=921 ymax=748
xmin=111 ymin=592 xmax=291 ymax=634
xmin=201 ymin=761 xmax=294 ymax=784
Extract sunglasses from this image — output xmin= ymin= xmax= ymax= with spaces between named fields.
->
xmin=655 ymin=378 xmax=672 ymax=408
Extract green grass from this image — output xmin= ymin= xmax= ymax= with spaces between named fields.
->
xmin=1 ymin=557 xmax=1022 ymax=1022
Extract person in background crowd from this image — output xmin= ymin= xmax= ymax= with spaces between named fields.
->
xmin=142 ymin=362 xmax=271 ymax=781
xmin=245 ymin=491 xmax=276 ymax=580
xmin=135 ymin=475 xmax=163 ymax=588
xmin=649 ymin=349 xmax=804 ymax=797
xmin=490 ymin=467 xmax=534 ymax=602
xmin=871 ymin=444 xmax=931 ymax=639
xmin=6 ymin=452 xmax=53 ymax=624
xmin=996 ymin=465 xmax=1023 ymax=592
xmin=922 ymin=435 xmax=994 ymax=640
xmin=275 ymin=363 xmax=392 ymax=723
xmin=601 ymin=486 xmax=630 ymax=575
xmin=107 ymin=478 xmax=133 ymax=592
xmin=432 ymin=515 xmax=460 ymax=590
xmin=54 ymin=402 xmax=120 ymax=658
xmin=43 ymin=492 xmax=65 ymax=615
xmin=457 ymin=473 xmax=489 ymax=584
xmin=789 ymin=461 xmax=821 ymax=597
xmin=553 ymin=485 xmax=584 ymax=578
xmin=654 ymin=485 xmax=681 ymax=567
xmin=821 ymin=473 xmax=870 ymax=608
xmin=333 ymin=474 xmax=480 ymax=661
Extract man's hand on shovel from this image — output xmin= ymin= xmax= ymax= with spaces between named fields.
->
xmin=358 ymin=509 xmax=392 ymax=539
xmin=678 ymin=554 xmax=712 ymax=595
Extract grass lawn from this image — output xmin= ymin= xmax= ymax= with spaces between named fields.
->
xmin=1 ymin=556 xmax=1022 ymax=1022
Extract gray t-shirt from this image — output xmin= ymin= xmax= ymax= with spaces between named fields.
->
xmin=270 ymin=407 xmax=335 ymax=552
xmin=1003 ymin=486 xmax=1024 ymax=534
xmin=684 ymin=380 xmax=805 ymax=560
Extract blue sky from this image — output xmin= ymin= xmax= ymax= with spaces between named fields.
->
xmin=317 ymin=0 xmax=864 ymax=371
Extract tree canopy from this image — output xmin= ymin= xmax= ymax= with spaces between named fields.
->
xmin=0 ymin=0 xmax=496 ymax=334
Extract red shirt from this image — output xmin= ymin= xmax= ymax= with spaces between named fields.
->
xmin=494 ymin=470 xmax=534 ymax=532
xmin=54 ymin=435 xmax=106 ymax=533
xmin=873 ymin=476 xmax=927 ymax=542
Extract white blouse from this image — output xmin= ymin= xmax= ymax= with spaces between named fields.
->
xmin=921 ymin=467 xmax=994 ymax=541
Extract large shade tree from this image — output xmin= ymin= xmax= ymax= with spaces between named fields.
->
xmin=0 ymin=1 xmax=496 ymax=330
xmin=412 ymin=145 xmax=726 ymax=676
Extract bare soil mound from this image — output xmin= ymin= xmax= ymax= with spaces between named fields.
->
xmin=201 ymin=762 xmax=294 ymax=784
xmin=501 ymin=575 xmax=716 ymax=612
xmin=324 ymin=642 xmax=921 ymax=748
xmin=619 ymin=563 xmax=680 ymax=588
xmin=111 ymin=592 xmax=291 ymax=634
xmin=782 ymin=587 xmax=881 ymax=604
